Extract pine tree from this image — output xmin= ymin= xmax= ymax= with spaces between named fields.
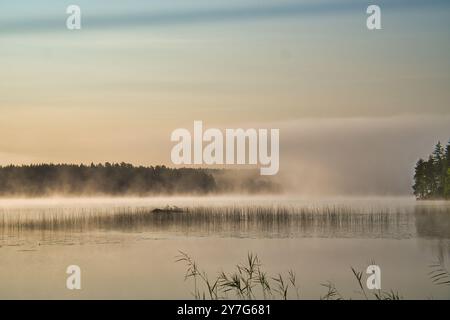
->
xmin=432 ymin=141 xmax=445 ymax=197
xmin=413 ymin=158 xmax=426 ymax=199
xmin=413 ymin=140 xmax=450 ymax=200
xmin=444 ymin=141 xmax=450 ymax=199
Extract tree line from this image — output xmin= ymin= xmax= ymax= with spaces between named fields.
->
xmin=413 ymin=141 xmax=450 ymax=200
xmin=0 ymin=163 xmax=279 ymax=197
xmin=0 ymin=163 xmax=216 ymax=196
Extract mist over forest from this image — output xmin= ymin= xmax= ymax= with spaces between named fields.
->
xmin=0 ymin=163 xmax=280 ymax=197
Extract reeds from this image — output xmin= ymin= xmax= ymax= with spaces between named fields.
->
xmin=350 ymin=266 xmax=401 ymax=300
xmin=428 ymin=257 xmax=450 ymax=286
xmin=176 ymin=251 xmax=405 ymax=300
xmin=176 ymin=251 xmax=300 ymax=300
xmin=0 ymin=204 xmax=414 ymax=239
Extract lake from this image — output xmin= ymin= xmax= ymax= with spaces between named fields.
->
xmin=0 ymin=196 xmax=449 ymax=299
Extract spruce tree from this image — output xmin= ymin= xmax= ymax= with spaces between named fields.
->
xmin=413 ymin=140 xmax=450 ymax=199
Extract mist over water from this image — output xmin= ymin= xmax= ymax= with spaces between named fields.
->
xmin=0 ymin=196 xmax=449 ymax=299
xmin=2 ymin=115 xmax=449 ymax=198
xmin=0 ymin=196 xmax=417 ymax=238
xmin=0 ymin=196 xmax=448 ymax=239
xmin=276 ymin=115 xmax=450 ymax=196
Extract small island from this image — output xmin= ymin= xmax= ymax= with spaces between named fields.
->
xmin=413 ymin=141 xmax=450 ymax=200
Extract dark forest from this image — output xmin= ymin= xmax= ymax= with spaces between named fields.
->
xmin=413 ymin=141 xmax=450 ymax=200
xmin=0 ymin=163 xmax=279 ymax=196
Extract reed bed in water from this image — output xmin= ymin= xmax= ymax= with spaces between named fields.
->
xmin=0 ymin=204 xmax=413 ymax=238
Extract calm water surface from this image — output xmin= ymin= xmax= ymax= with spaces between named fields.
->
xmin=0 ymin=196 xmax=449 ymax=299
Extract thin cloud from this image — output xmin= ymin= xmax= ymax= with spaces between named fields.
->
xmin=1 ymin=0 xmax=448 ymax=34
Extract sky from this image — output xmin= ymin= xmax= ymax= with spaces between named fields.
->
xmin=1 ymin=0 xmax=449 ymax=195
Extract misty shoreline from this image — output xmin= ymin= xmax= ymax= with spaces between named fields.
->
xmin=0 ymin=195 xmax=424 ymax=208
xmin=0 ymin=163 xmax=281 ymax=197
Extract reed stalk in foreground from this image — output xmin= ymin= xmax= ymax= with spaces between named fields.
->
xmin=176 ymin=251 xmax=409 ymax=300
xmin=176 ymin=251 xmax=300 ymax=300
xmin=428 ymin=257 xmax=450 ymax=286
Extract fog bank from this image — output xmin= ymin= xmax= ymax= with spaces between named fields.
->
xmin=276 ymin=115 xmax=450 ymax=196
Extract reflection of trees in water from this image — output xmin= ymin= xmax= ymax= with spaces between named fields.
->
xmin=413 ymin=204 xmax=450 ymax=287
xmin=0 ymin=205 xmax=419 ymax=239
xmin=414 ymin=205 xmax=450 ymax=238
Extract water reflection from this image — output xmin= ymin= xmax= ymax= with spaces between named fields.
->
xmin=414 ymin=204 xmax=450 ymax=239
xmin=0 ymin=198 xmax=449 ymax=299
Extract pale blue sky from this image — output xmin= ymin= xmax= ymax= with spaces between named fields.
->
xmin=1 ymin=0 xmax=449 ymax=119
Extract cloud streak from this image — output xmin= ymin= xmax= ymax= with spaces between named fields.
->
xmin=1 ymin=0 xmax=448 ymax=34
